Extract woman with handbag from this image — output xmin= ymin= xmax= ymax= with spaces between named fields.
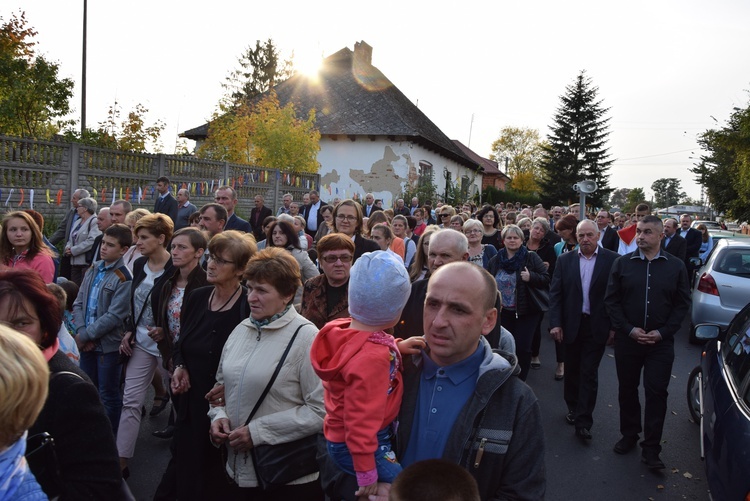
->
xmin=0 ymin=211 xmax=56 ymax=284
xmin=160 ymin=230 xmax=255 ymax=500
xmin=116 ymin=214 xmax=175 ymax=480
xmin=486 ymin=224 xmax=550 ymax=381
xmin=0 ymin=269 xmax=122 ymax=499
xmin=209 ymin=247 xmax=325 ymax=500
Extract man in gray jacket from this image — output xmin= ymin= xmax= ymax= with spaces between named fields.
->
xmin=73 ymin=224 xmax=133 ymax=434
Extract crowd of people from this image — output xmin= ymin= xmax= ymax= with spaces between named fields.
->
xmin=0 ymin=178 xmax=701 ymax=500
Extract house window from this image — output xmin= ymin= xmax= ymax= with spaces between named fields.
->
xmin=418 ymin=161 xmax=433 ymax=187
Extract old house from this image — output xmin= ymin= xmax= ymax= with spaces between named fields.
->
xmin=182 ymin=41 xmax=494 ymax=206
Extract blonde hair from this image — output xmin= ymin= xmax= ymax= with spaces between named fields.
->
xmin=0 ymin=325 xmax=49 ymax=446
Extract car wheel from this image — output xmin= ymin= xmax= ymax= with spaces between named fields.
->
xmin=687 ymin=366 xmax=702 ymax=424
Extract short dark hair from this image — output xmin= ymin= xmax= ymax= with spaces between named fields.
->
xmin=391 ymin=459 xmax=480 ymax=501
xmin=134 ymin=213 xmax=174 ymax=245
xmin=104 ymin=223 xmax=133 ymax=248
xmin=641 ymin=215 xmax=663 ymax=228
xmin=200 ymin=203 xmax=228 ymax=223
xmin=476 ymin=205 xmax=500 ymax=228
xmin=266 ymin=221 xmax=300 ymax=249
xmin=316 ymin=233 xmax=355 ymax=256
xmin=188 ymin=211 xmax=201 ymax=224
xmin=157 ymin=176 xmax=170 ymax=185
xmin=172 ymin=227 xmax=207 ymax=252
xmin=635 ymin=203 xmax=651 ymax=213
xmin=112 ymin=200 xmax=133 ymax=213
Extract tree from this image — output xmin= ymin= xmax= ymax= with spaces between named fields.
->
xmin=0 ymin=12 xmax=74 ymax=138
xmin=224 ymin=39 xmax=292 ymax=106
xmin=197 ymin=91 xmax=320 ymax=174
xmin=651 ymin=178 xmax=686 ymax=209
xmin=623 ymin=187 xmax=647 ymax=213
xmin=538 ymin=71 xmax=614 ymax=208
xmin=608 ymin=187 xmax=631 ymax=209
xmin=62 ymin=101 xmax=166 ymax=153
xmin=694 ymin=97 xmax=750 ymax=222
xmin=490 ymin=126 xmax=544 ymax=193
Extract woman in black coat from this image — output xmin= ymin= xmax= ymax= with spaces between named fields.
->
xmin=486 ymin=224 xmax=550 ymax=381
xmin=0 ymin=269 xmax=121 ymax=500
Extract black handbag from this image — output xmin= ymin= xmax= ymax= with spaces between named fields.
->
xmin=239 ymin=323 xmax=319 ymax=490
xmin=527 ymin=285 xmax=550 ymax=312
xmin=26 ymin=431 xmax=63 ymax=499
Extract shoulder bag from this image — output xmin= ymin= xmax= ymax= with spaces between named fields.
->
xmin=242 ymin=322 xmax=319 ymax=490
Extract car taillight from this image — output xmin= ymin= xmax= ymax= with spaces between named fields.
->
xmin=697 ymin=273 xmax=719 ymax=296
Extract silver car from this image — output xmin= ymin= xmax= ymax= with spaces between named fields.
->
xmin=691 ymin=238 xmax=750 ymax=343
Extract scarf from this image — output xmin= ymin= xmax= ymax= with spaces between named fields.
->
xmin=0 ymin=432 xmax=35 ymax=500
xmin=249 ymin=304 xmax=292 ymax=331
xmin=497 ymin=245 xmax=528 ymax=273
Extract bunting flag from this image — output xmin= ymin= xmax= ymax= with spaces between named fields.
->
xmin=101 ymin=188 xmax=106 ymax=202
xmin=29 ymin=189 xmax=34 ymax=209
xmin=111 ymin=188 xmax=116 ymax=204
xmin=46 ymin=189 xmax=51 ymax=204
xmin=57 ymin=189 xmax=63 ymax=206
xmin=91 ymin=188 xmax=97 ymax=200
xmin=18 ymin=189 xmax=24 ymax=207
xmin=138 ymin=187 xmax=143 ymax=203
xmin=119 ymin=187 xmax=123 ymax=200
xmin=6 ymin=188 xmax=14 ymax=206
xmin=126 ymin=187 xmax=132 ymax=201
xmin=210 ymin=180 xmax=214 ymax=193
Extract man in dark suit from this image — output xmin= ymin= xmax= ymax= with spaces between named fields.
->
xmin=596 ymin=210 xmax=619 ymax=252
xmin=301 ymin=189 xmax=324 ymax=239
xmin=215 ymin=186 xmax=252 ymax=233
xmin=361 ymin=193 xmax=381 ymax=218
xmin=153 ymin=176 xmax=178 ymax=223
xmin=661 ymin=218 xmax=686 ymax=263
xmin=679 ymin=214 xmax=701 ymax=275
xmin=249 ymin=195 xmax=272 ymax=242
xmin=549 ymin=219 xmax=619 ymax=441
xmin=49 ymin=188 xmax=90 ymax=279
xmin=394 ymin=198 xmax=411 ymax=217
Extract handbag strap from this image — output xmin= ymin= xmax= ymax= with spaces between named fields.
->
xmin=243 ymin=322 xmax=312 ymax=426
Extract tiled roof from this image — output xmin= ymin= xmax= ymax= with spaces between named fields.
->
xmin=452 ymin=140 xmax=510 ymax=180
xmin=182 ymin=42 xmax=479 ymax=171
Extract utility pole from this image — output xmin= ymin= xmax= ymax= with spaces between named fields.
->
xmin=81 ymin=0 xmax=87 ymax=135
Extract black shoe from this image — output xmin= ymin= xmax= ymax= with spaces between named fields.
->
xmin=141 ymin=405 xmax=146 ymax=417
xmin=152 ymin=425 xmax=175 ymax=439
xmin=565 ymin=411 xmax=575 ymax=425
xmin=150 ymin=395 xmax=170 ymax=417
xmin=641 ymin=450 xmax=665 ymax=470
xmin=613 ymin=436 xmax=639 ymax=454
xmin=122 ymin=467 xmax=130 ymax=480
xmin=575 ymin=427 xmax=592 ymax=440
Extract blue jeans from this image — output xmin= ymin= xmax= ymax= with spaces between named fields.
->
xmin=80 ymin=351 xmax=122 ymax=435
xmin=327 ymin=428 xmax=402 ymax=484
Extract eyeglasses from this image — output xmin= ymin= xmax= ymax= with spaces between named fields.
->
xmin=440 ymin=214 xmax=450 ymax=218
xmin=208 ymin=254 xmax=234 ymax=266
xmin=320 ymin=254 xmax=353 ymax=264
xmin=465 ymin=229 xmax=482 ymax=235
xmin=336 ymin=215 xmax=357 ymax=222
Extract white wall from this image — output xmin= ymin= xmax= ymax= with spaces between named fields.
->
xmin=317 ymin=137 xmax=481 ymax=207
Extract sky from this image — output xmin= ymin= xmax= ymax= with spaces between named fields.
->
xmin=7 ymin=0 xmax=750 ymax=203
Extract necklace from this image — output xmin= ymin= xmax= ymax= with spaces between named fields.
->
xmin=209 ymin=285 xmax=241 ymax=312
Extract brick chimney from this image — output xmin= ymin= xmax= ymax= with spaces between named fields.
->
xmin=353 ymin=41 xmax=372 ymax=66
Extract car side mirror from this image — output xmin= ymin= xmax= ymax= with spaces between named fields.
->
xmin=689 ymin=257 xmax=702 ymax=267
xmin=694 ymin=324 xmax=721 ymax=341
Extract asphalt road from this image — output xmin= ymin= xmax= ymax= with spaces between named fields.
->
xmin=125 ymin=311 xmax=709 ymax=501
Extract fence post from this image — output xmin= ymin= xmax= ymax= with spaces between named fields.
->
xmin=69 ymin=143 xmax=80 ymax=193
xmin=157 ymin=154 xmax=166 ymax=179
xmin=223 ymin=162 xmax=230 ymax=190
xmin=273 ymin=169 xmax=280 ymax=214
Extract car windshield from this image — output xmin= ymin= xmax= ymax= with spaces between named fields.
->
xmin=714 ymin=249 xmax=750 ymax=277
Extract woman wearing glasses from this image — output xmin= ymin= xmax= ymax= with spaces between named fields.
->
xmin=165 ymin=230 xmax=256 ymax=500
xmin=437 ymin=205 xmax=456 ymax=228
xmin=464 ymin=219 xmax=497 ymax=268
xmin=300 ymin=234 xmax=355 ymax=329
xmin=266 ymin=220 xmax=320 ymax=305
xmin=332 ymin=200 xmax=379 ymax=262
xmin=477 ymin=205 xmax=503 ymax=250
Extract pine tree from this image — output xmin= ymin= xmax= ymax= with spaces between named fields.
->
xmin=539 ymin=71 xmax=614 ymax=208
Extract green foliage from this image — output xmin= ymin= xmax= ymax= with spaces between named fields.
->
xmin=481 ymin=186 xmax=541 ymax=207
xmin=608 ymin=187 xmax=630 ymax=209
xmin=695 ymin=97 xmax=750 ymax=223
xmin=623 ymin=187 xmax=647 ymax=213
xmin=63 ymin=101 xmax=165 ymax=153
xmin=401 ymin=172 xmax=439 ymax=207
xmin=197 ymin=91 xmax=320 ymax=174
xmin=651 ymin=177 xmax=686 ymax=208
xmin=538 ymin=71 xmax=614 ymax=208
xmin=0 ymin=12 xmax=74 ymax=138
xmin=224 ymin=39 xmax=293 ymax=106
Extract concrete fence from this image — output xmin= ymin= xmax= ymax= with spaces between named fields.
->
xmin=0 ymin=134 xmax=320 ymax=224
